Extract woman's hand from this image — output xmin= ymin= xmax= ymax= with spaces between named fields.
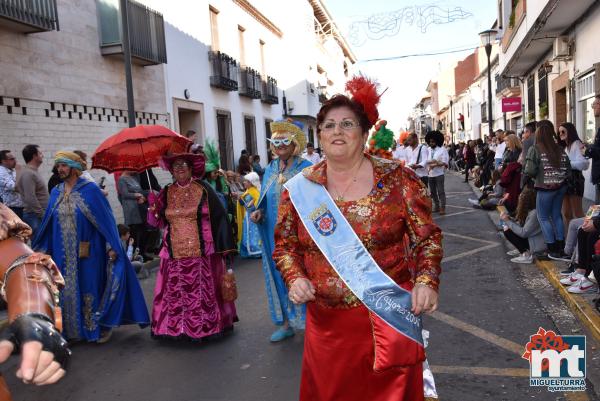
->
xmin=582 ymin=219 xmax=596 ymax=232
xmin=411 ymin=284 xmax=438 ymax=315
xmin=500 ymin=212 xmax=510 ymax=221
xmin=250 ymin=210 xmax=263 ymax=223
xmin=288 ymin=278 xmax=316 ymax=305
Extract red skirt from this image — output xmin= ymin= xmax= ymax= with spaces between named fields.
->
xmin=300 ymin=303 xmax=425 ymax=401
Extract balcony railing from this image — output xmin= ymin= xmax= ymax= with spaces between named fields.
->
xmin=239 ymin=67 xmax=262 ymax=99
xmin=209 ymin=51 xmax=239 ymax=91
xmin=481 ymin=102 xmax=488 ymax=123
xmin=98 ymin=0 xmax=167 ymax=66
xmin=0 ymin=0 xmax=59 ymax=33
xmin=261 ymin=76 xmax=278 ymax=104
xmin=496 ymin=75 xmax=520 ymax=95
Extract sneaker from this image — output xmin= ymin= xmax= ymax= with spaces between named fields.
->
xmin=506 ymin=249 xmax=520 ymax=256
xmin=468 ymin=199 xmax=480 ymax=206
xmin=270 ymin=327 xmax=294 ymax=342
xmin=567 ymin=277 xmax=599 ymax=294
xmin=548 ymin=252 xmax=571 ymax=262
xmin=560 ymin=272 xmax=584 ymax=286
xmin=438 ymin=208 xmax=446 ymax=215
xmin=511 ymin=253 xmax=533 ymax=264
xmin=559 ymin=263 xmax=576 ymax=276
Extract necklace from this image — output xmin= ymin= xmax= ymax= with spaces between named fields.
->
xmin=176 ymin=179 xmax=192 ymax=188
xmin=332 ymin=157 xmax=365 ymax=202
xmin=278 ymin=158 xmax=290 ymax=184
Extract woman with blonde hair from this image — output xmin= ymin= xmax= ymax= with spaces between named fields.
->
xmin=250 ymin=119 xmax=313 ymax=342
xmin=501 ymin=131 xmax=522 ymax=170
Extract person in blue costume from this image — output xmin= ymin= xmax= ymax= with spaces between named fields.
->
xmin=237 ymin=172 xmax=262 ymax=259
xmin=250 ymin=119 xmax=313 ymax=342
xmin=33 ymin=151 xmax=150 ymax=343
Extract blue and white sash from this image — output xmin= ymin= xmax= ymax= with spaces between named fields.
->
xmin=285 ymin=174 xmax=423 ymax=346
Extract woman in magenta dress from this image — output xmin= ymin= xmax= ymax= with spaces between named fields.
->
xmin=148 ymin=152 xmax=238 ymax=340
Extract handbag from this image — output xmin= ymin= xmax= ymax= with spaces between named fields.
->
xmin=221 ymin=268 xmax=238 ymax=302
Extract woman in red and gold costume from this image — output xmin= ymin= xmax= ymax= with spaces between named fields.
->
xmin=273 ymin=77 xmax=442 ymax=401
xmin=148 ymin=153 xmax=238 ymax=341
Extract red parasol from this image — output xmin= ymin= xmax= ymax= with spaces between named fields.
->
xmin=91 ymin=125 xmax=191 ymax=173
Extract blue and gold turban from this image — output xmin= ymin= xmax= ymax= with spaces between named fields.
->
xmin=54 ymin=151 xmax=87 ymax=171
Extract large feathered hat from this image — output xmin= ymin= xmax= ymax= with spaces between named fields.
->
xmin=160 ymin=152 xmax=205 ymax=178
xmin=345 ymin=75 xmax=383 ymax=128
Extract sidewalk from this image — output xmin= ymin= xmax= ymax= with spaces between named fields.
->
xmin=462 ymin=172 xmax=600 ymax=342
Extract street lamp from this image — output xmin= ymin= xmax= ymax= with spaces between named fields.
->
xmin=479 ymin=29 xmax=497 ymax=136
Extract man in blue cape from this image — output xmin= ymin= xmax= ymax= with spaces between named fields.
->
xmin=33 ymin=151 xmax=149 ymax=342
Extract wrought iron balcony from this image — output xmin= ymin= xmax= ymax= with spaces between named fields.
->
xmin=495 ymin=75 xmax=520 ymax=97
xmin=209 ymin=51 xmax=239 ymax=91
xmin=261 ymin=76 xmax=278 ymax=104
xmin=98 ymin=0 xmax=167 ymax=66
xmin=0 ymin=0 xmax=59 ymax=33
xmin=239 ymin=66 xmax=262 ymax=99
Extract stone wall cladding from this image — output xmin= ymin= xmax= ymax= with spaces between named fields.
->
xmin=0 ymin=95 xmax=171 ymax=223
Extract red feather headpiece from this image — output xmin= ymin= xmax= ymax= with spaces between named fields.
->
xmin=345 ymin=75 xmax=381 ymax=126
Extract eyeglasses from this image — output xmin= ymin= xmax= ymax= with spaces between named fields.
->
xmin=319 ymin=119 xmax=360 ymax=133
xmin=267 ymin=137 xmax=293 ymax=147
xmin=172 ymin=161 xmax=189 ymax=170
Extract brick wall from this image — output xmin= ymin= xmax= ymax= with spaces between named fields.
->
xmin=0 ymin=95 xmax=171 ymax=222
xmin=455 ymin=53 xmax=478 ymax=96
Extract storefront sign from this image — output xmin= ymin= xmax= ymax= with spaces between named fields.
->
xmin=502 ymin=97 xmax=522 ymax=113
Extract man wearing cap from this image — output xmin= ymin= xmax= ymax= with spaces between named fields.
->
xmin=32 ymin=151 xmax=149 ymax=343
xmin=250 ymin=119 xmax=313 ymax=342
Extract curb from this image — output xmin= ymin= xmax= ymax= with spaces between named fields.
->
xmin=458 ymin=172 xmax=600 ymax=342
xmin=535 ymin=259 xmax=600 ymax=342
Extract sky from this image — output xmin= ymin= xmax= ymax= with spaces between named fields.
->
xmin=324 ymin=0 xmax=498 ymax=133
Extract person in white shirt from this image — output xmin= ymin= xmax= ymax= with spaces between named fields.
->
xmin=405 ymin=133 xmax=430 ymax=186
xmin=558 ymin=122 xmax=590 ymax=228
xmin=425 ymin=131 xmax=449 ymax=214
xmin=0 ymin=150 xmax=24 ymax=218
xmin=493 ymin=130 xmax=506 ymax=170
xmin=302 ymin=142 xmax=321 ymax=165
xmin=392 ymin=138 xmax=408 ymax=163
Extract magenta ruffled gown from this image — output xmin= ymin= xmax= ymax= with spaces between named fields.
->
xmin=151 ymin=183 xmax=237 ymax=340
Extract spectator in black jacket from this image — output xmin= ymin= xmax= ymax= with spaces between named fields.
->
xmin=583 ymin=95 xmax=600 ymax=202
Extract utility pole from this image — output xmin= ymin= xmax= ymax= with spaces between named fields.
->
xmin=120 ymin=0 xmax=136 ymax=128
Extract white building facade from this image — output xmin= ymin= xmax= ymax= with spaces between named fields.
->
xmin=143 ymin=0 xmax=356 ymax=168
xmin=497 ymin=0 xmax=600 ymax=199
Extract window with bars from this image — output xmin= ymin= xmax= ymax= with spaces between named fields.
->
xmin=527 ymin=74 xmax=535 ymax=115
xmin=538 ymin=67 xmax=548 ymax=108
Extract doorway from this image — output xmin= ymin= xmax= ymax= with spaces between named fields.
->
xmin=172 ymin=98 xmax=204 ymax=143
xmin=216 ymin=110 xmax=234 ymax=170
xmin=243 ymin=115 xmax=257 ymax=156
